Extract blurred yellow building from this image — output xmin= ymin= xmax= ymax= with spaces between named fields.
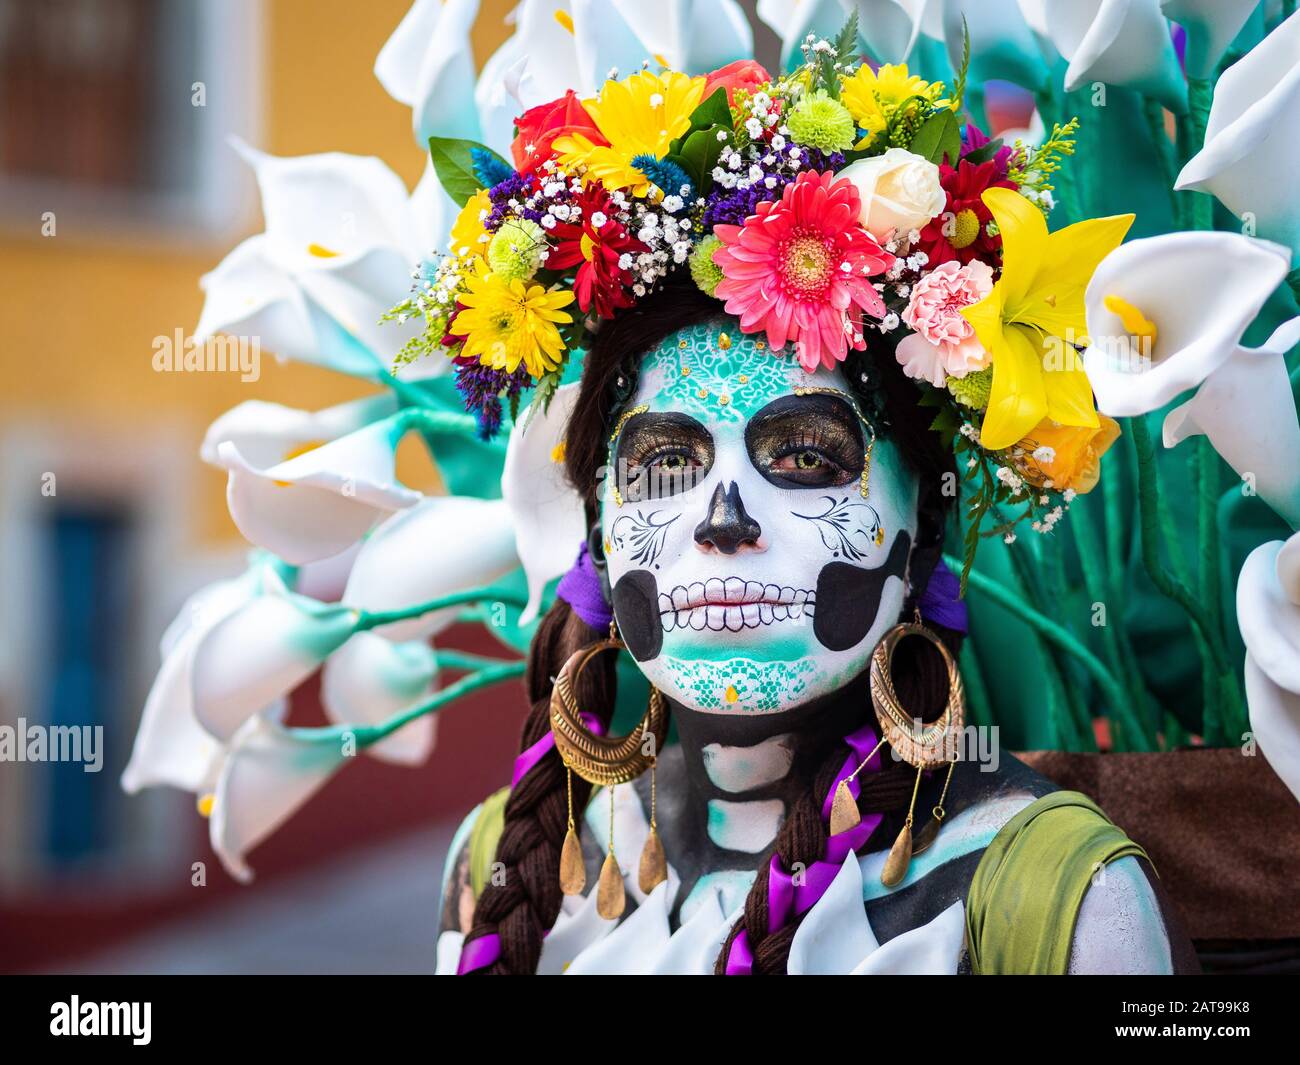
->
xmin=0 ymin=0 xmax=512 ymax=910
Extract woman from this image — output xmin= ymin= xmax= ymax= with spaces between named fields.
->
xmin=435 ymin=277 xmax=1198 ymax=975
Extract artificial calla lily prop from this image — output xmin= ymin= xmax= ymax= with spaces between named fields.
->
xmin=342 ymin=495 xmax=520 ymax=641
xmin=1238 ymin=533 xmax=1300 ymax=804
xmin=211 ymin=406 xmax=477 ymax=565
xmin=1083 ymin=231 xmax=1300 ymax=528
xmin=320 ymin=633 xmax=439 ymax=766
xmin=196 ymin=141 xmax=450 ymax=377
xmin=960 ymin=186 xmax=1133 ymax=450
xmin=122 ymin=561 xmax=290 ymax=795
xmin=1175 ymin=10 xmax=1300 ymax=259
xmin=208 ymin=648 xmax=526 ymax=882
xmin=502 ymin=383 xmax=586 ymax=624
xmin=1038 ymin=0 xmax=1186 ymax=110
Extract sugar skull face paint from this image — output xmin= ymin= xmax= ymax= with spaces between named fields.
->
xmin=600 ymin=321 xmax=919 ymax=715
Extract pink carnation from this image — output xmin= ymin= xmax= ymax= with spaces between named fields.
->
xmin=896 ymin=259 xmax=994 ymax=387
xmin=713 ymin=171 xmax=895 ymax=372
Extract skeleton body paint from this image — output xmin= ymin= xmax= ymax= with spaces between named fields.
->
xmin=601 ymin=321 xmax=918 ymax=717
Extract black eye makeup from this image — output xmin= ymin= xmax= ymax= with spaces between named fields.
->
xmin=614 ymin=411 xmax=715 ymax=501
xmin=745 ymin=392 xmax=867 ymax=489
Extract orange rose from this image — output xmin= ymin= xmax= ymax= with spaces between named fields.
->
xmin=511 ymin=90 xmax=607 ymax=174
xmin=1015 ymin=416 xmax=1122 ymax=494
xmin=702 ymin=59 xmax=771 ymax=105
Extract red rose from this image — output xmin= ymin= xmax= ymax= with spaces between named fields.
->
xmin=702 ymin=59 xmax=771 ymax=105
xmin=511 ymin=90 xmax=607 ymax=174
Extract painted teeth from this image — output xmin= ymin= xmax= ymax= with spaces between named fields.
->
xmin=658 ymin=580 xmax=817 ymax=632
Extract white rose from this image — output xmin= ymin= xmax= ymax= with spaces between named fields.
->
xmin=836 ymin=148 xmax=946 ymax=243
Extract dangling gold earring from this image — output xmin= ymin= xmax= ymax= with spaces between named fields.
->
xmin=869 ymin=613 xmax=964 ymax=888
xmin=551 ymin=621 xmax=669 ymax=919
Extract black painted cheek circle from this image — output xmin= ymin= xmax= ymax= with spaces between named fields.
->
xmin=612 ymin=569 xmax=663 ymax=661
xmin=812 ymin=531 xmax=912 ymax=652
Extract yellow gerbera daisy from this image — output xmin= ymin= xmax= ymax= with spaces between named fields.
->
xmin=449 ymin=189 xmax=491 ymax=259
xmin=454 ymin=263 xmax=575 ymax=379
xmin=840 ymin=63 xmax=947 ymax=146
xmin=554 ymin=70 xmax=706 ymax=196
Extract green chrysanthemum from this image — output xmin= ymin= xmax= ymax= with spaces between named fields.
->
xmin=787 ymin=90 xmax=856 ymax=153
xmin=947 ymin=366 xmax=993 ymax=410
xmin=689 ymin=234 xmax=725 ymax=296
xmin=487 ymin=218 xmax=548 ymax=281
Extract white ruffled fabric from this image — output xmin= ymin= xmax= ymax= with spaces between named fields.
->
xmin=435 ymin=783 xmax=968 ymax=974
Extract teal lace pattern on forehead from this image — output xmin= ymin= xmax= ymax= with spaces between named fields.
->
xmin=644 ymin=322 xmax=804 ymax=423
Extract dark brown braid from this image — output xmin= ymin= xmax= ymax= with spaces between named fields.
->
xmin=461 ymin=601 xmax=611 ymax=974
xmin=467 ymin=275 xmax=961 ymax=974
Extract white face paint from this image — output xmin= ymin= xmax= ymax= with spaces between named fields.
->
xmin=600 ymin=320 xmax=919 ymax=716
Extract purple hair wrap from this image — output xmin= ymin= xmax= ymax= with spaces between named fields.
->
xmin=556 ymin=541 xmax=614 ymax=631
xmin=917 ymin=558 xmax=967 ymax=634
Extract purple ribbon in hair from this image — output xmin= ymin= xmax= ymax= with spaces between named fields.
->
xmin=917 ymin=558 xmax=967 ymax=633
xmin=556 ymin=541 xmax=614 ymax=631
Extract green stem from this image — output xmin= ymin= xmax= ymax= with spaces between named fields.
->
xmin=1179 ymin=78 xmax=1215 ymax=232
xmin=1128 ymin=415 xmax=1240 ymax=745
xmin=1073 ymin=500 xmax=1156 ymax=747
xmin=433 ymin=648 xmax=522 ymax=673
xmin=1142 ymin=98 xmax=1182 ymax=225
xmin=291 ymin=661 xmax=528 ymax=747
xmin=946 ymin=554 xmax=1150 ymax=752
xmin=355 ymin=586 xmax=528 ymax=632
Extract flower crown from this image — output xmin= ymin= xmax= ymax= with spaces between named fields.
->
xmin=388 ymin=15 xmax=1134 ymax=584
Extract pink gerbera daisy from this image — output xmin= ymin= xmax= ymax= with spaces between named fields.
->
xmin=712 ymin=171 xmax=896 ymax=371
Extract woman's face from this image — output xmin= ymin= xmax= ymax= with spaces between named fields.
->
xmin=600 ymin=320 xmax=919 ymax=715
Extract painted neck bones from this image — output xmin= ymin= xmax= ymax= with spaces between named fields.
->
xmin=600 ymin=322 xmax=918 ymax=715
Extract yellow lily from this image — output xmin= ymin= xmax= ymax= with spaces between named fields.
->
xmin=960 ymin=188 xmax=1134 ymax=451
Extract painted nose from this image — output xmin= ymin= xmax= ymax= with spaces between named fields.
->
xmin=694 ymin=481 xmax=762 ymax=555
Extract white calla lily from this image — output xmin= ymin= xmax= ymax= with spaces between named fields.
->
xmin=375 ymin=0 xmax=482 ymax=145
xmin=1238 ymin=534 xmax=1300 ymax=802
xmin=200 ymin=394 xmax=396 ymax=469
xmin=190 ymin=584 xmax=359 ymax=743
xmin=209 ymin=715 xmax=352 ymax=883
xmin=320 ymin=632 xmax=439 ymax=766
xmin=1164 ymin=316 xmax=1300 ymax=529
xmin=196 ymin=142 xmax=433 ymax=373
xmin=474 ymin=0 xmax=656 ymax=148
xmin=1175 ymin=11 xmax=1300 ymax=257
xmin=612 ymin=0 xmax=753 ymax=73
xmin=123 ymin=563 xmax=288 ymax=795
xmin=1160 ymin=0 xmax=1258 ymax=80
xmin=342 ymin=495 xmax=518 ymax=641
xmin=503 ymin=384 xmax=586 ymax=624
xmin=1083 ymin=232 xmax=1292 ymax=416
xmin=214 ymin=412 xmax=422 ymax=565
xmin=1040 ymin=0 xmax=1186 ymax=110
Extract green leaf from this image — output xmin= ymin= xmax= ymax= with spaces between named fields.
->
xmin=963 ymin=137 xmax=1004 ymax=166
xmin=427 ymin=136 xmax=498 ymax=207
xmin=688 ymin=87 xmax=732 ymax=133
xmin=908 ymin=109 xmax=961 ymax=166
xmin=677 ymin=126 xmax=728 ymax=191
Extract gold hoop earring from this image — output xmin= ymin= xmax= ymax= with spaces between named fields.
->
xmin=869 ymin=616 xmax=964 ymax=888
xmin=551 ymin=622 xmax=669 ymax=918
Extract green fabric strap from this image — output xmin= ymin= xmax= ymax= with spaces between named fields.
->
xmin=965 ymin=790 xmax=1151 ymax=975
xmin=467 ymin=786 xmax=511 ymax=899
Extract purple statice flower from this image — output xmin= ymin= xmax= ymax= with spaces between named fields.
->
xmin=453 ymin=357 xmax=531 ymax=440
xmin=486 ymin=171 xmax=547 ymax=230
